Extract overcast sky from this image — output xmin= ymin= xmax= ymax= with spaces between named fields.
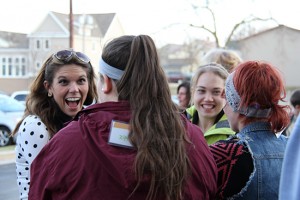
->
xmin=0 ymin=0 xmax=299 ymax=46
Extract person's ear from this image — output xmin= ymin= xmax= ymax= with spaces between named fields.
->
xmin=43 ymin=80 xmax=49 ymax=90
xmin=44 ymin=81 xmax=53 ymax=97
xmin=102 ymin=75 xmax=112 ymax=94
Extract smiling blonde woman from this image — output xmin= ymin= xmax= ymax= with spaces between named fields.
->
xmin=186 ymin=63 xmax=235 ymax=145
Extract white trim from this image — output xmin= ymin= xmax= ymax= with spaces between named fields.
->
xmin=49 ymin=12 xmax=70 ymax=35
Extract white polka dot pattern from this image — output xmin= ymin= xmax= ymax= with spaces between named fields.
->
xmin=15 ymin=115 xmax=50 ymax=200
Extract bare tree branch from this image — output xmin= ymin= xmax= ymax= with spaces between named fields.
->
xmin=204 ymin=6 xmax=217 ymax=34
xmin=224 ymin=16 xmax=278 ymax=47
xmin=190 ymin=24 xmax=220 ymax=47
xmin=190 ymin=6 xmax=223 ymax=47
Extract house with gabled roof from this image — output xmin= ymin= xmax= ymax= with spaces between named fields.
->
xmin=0 ymin=31 xmax=31 ymax=93
xmin=231 ymin=25 xmax=300 ymax=91
xmin=0 ymin=11 xmax=125 ymax=94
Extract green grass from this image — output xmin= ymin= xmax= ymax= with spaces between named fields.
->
xmin=0 ymin=145 xmax=15 ymax=152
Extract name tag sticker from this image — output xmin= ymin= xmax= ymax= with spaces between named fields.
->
xmin=108 ymin=120 xmax=133 ymax=148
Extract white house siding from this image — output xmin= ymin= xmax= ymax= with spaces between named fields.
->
xmin=235 ymin=25 xmax=300 ymax=89
xmin=73 ymin=35 xmax=102 ymax=71
xmin=102 ymin=16 xmax=125 ymax=48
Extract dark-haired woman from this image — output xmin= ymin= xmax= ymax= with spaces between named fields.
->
xmin=13 ymin=50 xmax=98 ymax=199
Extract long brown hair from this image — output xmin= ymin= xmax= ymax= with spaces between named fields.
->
xmin=12 ymin=53 xmax=98 ymax=137
xmin=102 ymin=35 xmax=191 ymax=200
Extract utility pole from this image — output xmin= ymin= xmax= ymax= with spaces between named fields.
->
xmin=69 ymin=0 xmax=73 ymax=48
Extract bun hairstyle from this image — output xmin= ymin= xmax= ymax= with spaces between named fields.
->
xmin=203 ymin=48 xmax=242 ymax=72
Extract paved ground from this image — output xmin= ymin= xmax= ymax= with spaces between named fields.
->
xmin=0 ymin=145 xmax=15 ymax=165
xmin=0 ymin=162 xmax=19 ymax=200
xmin=0 ymin=145 xmax=18 ymax=199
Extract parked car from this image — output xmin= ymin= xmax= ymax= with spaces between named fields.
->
xmin=166 ymin=71 xmax=185 ymax=83
xmin=0 ymin=94 xmax=25 ymax=147
xmin=11 ymin=90 xmax=30 ymax=105
xmin=166 ymin=71 xmax=192 ymax=83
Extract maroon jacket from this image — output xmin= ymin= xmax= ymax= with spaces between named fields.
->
xmin=29 ymin=101 xmax=217 ymax=200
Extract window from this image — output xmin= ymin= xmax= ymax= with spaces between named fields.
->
xmin=2 ymin=65 xmax=5 ymax=76
xmin=21 ymin=58 xmax=26 ymax=76
xmin=0 ymin=56 xmax=26 ymax=77
xmin=44 ymin=39 xmax=50 ymax=49
xmin=8 ymin=65 xmax=12 ymax=76
xmin=1 ymin=57 xmax=6 ymax=76
xmin=36 ymin=40 xmax=41 ymax=49
xmin=21 ymin=65 xmax=26 ymax=76
xmin=16 ymin=65 xmax=20 ymax=76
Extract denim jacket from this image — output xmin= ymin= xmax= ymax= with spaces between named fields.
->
xmin=232 ymin=121 xmax=288 ymax=200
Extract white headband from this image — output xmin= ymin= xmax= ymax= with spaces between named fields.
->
xmin=225 ymin=72 xmax=272 ymax=118
xmin=99 ymin=58 xmax=125 ymax=80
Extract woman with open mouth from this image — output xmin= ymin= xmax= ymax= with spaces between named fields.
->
xmin=12 ymin=49 xmax=98 ymax=200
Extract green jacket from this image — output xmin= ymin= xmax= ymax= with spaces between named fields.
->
xmin=186 ymin=106 xmax=235 ymax=145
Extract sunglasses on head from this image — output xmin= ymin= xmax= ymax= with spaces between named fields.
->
xmin=53 ymin=49 xmax=90 ymax=64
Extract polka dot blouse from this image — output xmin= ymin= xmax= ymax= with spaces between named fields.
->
xmin=15 ymin=115 xmax=50 ymax=200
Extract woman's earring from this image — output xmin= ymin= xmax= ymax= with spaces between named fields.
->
xmin=48 ymin=92 xmax=52 ymax=97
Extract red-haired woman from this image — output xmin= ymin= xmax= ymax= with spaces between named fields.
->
xmin=210 ymin=61 xmax=290 ymax=199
